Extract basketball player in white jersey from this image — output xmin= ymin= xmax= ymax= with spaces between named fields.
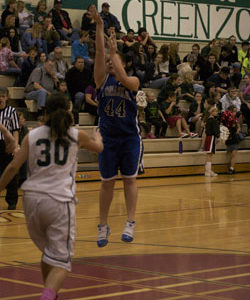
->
xmin=0 ymin=93 xmax=103 ymax=300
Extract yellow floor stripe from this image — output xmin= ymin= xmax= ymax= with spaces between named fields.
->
xmin=0 ymin=276 xmax=42 ymax=288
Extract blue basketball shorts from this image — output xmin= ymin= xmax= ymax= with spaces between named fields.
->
xmin=98 ymin=134 xmax=144 ymax=180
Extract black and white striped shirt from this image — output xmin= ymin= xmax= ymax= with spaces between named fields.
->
xmin=0 ymin=106 xmax=20 ymax=140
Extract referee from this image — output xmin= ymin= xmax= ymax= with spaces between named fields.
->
xmin=0 ymin=87 xmax=20 ymax=210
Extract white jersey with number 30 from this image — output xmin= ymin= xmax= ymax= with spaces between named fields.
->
xmin=21 ymin=125 xmax=79 ymax=202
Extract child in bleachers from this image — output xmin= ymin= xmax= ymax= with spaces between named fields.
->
xmin=145 ymin=91 xmax=167 ymax=138
xmin=204 ymin=106 xmax=220 ymax=176
xmin=161 ymin=91 xmax=197 ymax=138
xmin=221 ymin=106 xmax=242 ymax=174
xmin=0 ymin=37 xmax=21 ymax=76
xmin=57 ymin=79 xmax=73 ymax=113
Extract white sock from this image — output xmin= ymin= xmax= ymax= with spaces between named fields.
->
xmin=205 ymin=162 xmax=211 ymax=173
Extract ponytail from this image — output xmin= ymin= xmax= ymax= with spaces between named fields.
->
xmin=45 ymin=93 xmax=74 ymax=147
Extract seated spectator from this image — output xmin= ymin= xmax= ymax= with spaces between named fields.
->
xmin=177 ymin=60 xmax=193 ymax=81
xmin=160 ymin=91 xmax=197 ymax=138
xmin=50 ymin=46 xmax=69 ymax=80
xmin=169 ymin=42 xmax=181 ymax=74
xmin=241 ymin=48 xmax=250 ymax=77
xmin=34 ymin=0 xmax=47 ymax=24
xmin=157 ymin=74 xmax=181 ymax=103
xmin=56 ymin=79 xmax=72 ymax=112
xmin=122 ymin=28 xmax=136 ymax=54
xmin=85 ymin=81 xmax=98 ymax=125
xmin=136 ymin=27 xmax=156 ymax=48
xmin=226 ymin=35 xmax=239 ymax=64
xmin=201 ymin=38 xmax=220 ymax=59
xmin=21 ymin=22 xmax=46 ymax=54
xmin=145 ymin=43 xmax=157 ymax=63
xmin=42 ymin=15 xmax=61 ymax=54
xmin=49 ymin=0 xmax=79 ymax=43
xmin=147 ymin=53 xmax=169 ymax=89
xmin=131 ymin=42 xmax=148 ymax=86
xmin=219 ymin=38 xmax=227 ymax=48
xmin=24 ymin=58 xmax=57 ymax=113
xmin=3 ymin=14 xmax=16 ymax=35
xmin=100 ymin=2 xmax=121 ymax=36
xmin=145 ymin=91 xmax=167 ymax=138
xmin=125 ymin=54 xmax=137 ymax=77
xmin=183 ymin=43 xmax=205 ymax=70
xmin=6 ymin=26 xmax=27 ymax=67
xmin=207 ymin=67 xmax=231 ymax=95
xmin=220 ymin=87 xmax=241 ymax=112
xmin=238 ymin=41 xmax=249 ymax=68
xmin=81 ymin=4 xmax=96 ymax=35
xmin=1 ymin=0 xmax=19 ymax=29
xmin=37 ymin=51 xmax=47 ymax=67
xmin=180 ymin=72 xmax=195 ymax=103
xmin=17 ymin=0 xmax=33 ymax=36
xmin=219 ymin=44 xmax=233 ymax=67
xmin=71 ymin=30 xmax=92 ymax=65
xmin=200 ymin=52 xmax=220 ymax=83
xmin=19 ymin=46 xmax=38 ymax=87
xmin=0 ymin=37 xmax=21 ymax=76
xmin=65 ymin=57 xmax=92 ymax=125
xmin=157 ymin=44 xmax=170 ymax=75
xmin=204 ymin=81 xmax=216 ymax=99
xmin=240 ymin=73 xmax=250 ymax=100
xmin=187 ymin=92 xmax=204 ymax=135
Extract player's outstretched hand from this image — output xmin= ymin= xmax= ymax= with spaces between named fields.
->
xmin=88 ymin=5 xmax=103 ymax=26
xmin=107 ymin=32 xmax=117 ymax=55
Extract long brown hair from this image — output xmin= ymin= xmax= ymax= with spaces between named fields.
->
xmin=45 ymin=93 xmax=74 ymax=147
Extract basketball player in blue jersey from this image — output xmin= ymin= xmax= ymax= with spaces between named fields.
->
xmin=90 ymin=6 xmax=143 ymax=247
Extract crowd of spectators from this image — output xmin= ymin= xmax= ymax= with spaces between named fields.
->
xmin=0 ymin=0 xmax=249 ymax=139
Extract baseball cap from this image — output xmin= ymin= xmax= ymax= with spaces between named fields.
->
xmin=54 ymin=0 xmax=62 ymax=5
xmin=102 ymin=2 xmax=110 ymax=8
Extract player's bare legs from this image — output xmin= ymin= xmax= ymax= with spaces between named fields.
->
xmin=123 ymin=177 xmax=137 ymax=221
xmin=97 ymin=179 xmax=115 ymax=247
xmin=41 ymin=261 xmax=67 ymax=300
xmin=122 ymin=177 xmax=137 ymax=243
xmin=99 ymin=179 xmax=115 ymax=225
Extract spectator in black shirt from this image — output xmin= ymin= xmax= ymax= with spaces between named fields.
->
xmin=81 ymin=4 xmax=96 ymax=34
xmin=207 ymin=67 xmax=231 ymax=95
xmin=49 ymin=0 xmax=79 ymax=43
xmin=65 ymin=57 xmax=92 ymax=125
xmin=100 ymin=2 xmax=121 ymax=36
xmin=1 ymin=0 xmax=19 ymax=29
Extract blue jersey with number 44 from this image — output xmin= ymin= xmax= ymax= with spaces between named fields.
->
xmin=97 ymin=74 xmax=139 ymax=136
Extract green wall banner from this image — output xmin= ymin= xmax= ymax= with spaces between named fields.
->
xmin=98 ymin=0 xmax=250 ymax=41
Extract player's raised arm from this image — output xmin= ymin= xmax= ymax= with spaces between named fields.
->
xmin=108 ymin=33 xmax=139 ymax=92
xmin=89 ymin=5 xmax=106 ymax=88
xmin=0 ymin=135 xmax=28 ymax=192
xmin=0 ymin=122 xmax=15 ymax=154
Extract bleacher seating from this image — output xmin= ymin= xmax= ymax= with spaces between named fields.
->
xmin=0 ymin=75 xmax=15 ymax=88
xmin=3 ymin=43 xmax=250 ymax=181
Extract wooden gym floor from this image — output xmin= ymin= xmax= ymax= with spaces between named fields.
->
xmin=1 ymin=173 xmax=250 ymax=299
